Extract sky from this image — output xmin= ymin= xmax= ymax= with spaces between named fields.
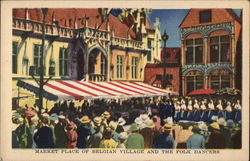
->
xmin=148 ymin=9 xmax=242 ymax=48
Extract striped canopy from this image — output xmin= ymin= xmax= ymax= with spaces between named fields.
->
xmin=17 ymin=80 xmax=176 ymax=101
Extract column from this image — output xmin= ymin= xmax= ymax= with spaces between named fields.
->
xmin=231 ymin=34 xmax=235 ymax=66
xmin=85 ymin=48 xmax=89 ymax=82
xmin=106 ymin=46 xmax=110 ymax=81
xmin=182 ymin=76 xmax=185 ymax=96
xmin=205 ymin=76 xmax=209 ymax=89
xmin=231 ymin=34 xmax=235 ymax=88
xmin=181 ymin=39 xmax=185 ymax=66
xmin=203 ymin=36 xmax=208 ymax=64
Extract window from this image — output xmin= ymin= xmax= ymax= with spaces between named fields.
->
xmin=12 ymin=41 xmax=18 ymax=74
xmin=59 ymin=48 xmax=69 ymax=76
xmin=33 ymin=44 xmax=42 ymax=75
xmin=211 ymin=70 xmax=230 ymax=90
xmin=147 ymin=39 xmax=152 ymax=62
xmin=100 ymin=54 xmax=106 ymax=75
xmin=186 ymin=38 xmax=203 ymax=64
xmin=199 ymin=10 xmax=211 ymax=23
xmin=187 ymin=76 xmax=203 ymax=94
xmin=131 ymin=57 xmax=138 ymax=79
xmin=210 ymin=35 xmax=230 ymax=63
xmin=116 ymin=55 xmax=123 ymax=79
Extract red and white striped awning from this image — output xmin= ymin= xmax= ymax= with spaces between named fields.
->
xmin=17 ymin=80 xmax=176 ymax=101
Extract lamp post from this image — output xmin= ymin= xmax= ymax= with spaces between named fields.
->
xmin=38 ymin=8 xmax=48 ymax=114
xmin=29 ymin=8 xmax=53 ymax=114
xmin=161 ymin=30 xmax=168 ymax=89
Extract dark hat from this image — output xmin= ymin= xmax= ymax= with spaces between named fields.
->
xmin=192 ymin=125 xmax=201 ymax=133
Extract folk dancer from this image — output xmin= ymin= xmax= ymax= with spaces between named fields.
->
xmin=193 ymin=99 xmax=201 ymax=122
xmin=180 ymin=99 xmax=187 ymax=120
xmin=216 ymin=100 xmax=225 ymax=119
xmin=234 ymin=100 xmax=241 ymax=122
xmin=187 ymin=100 xmax=194 ymax=121
xmin=208 ymin=100 xmax=216 ymax=123
xmin=225 ymin=101 xmax=233 ymax=121
xmin=200 ymin=100 xmax=209 ymax=122
xmin=174 ymin=101 xmax=181 ymax=123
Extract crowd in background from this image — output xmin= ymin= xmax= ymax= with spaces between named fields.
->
xmin=12 ymin=96 xmax=242 ymax=149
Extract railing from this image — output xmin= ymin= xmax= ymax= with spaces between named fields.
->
xmin=89 ymin=73 xmax=107 ymax=82
xmin=111 ymin=37 xmax=143 ymax=50
xmin=82 ymin=27 xmax=110 ymax=40
xmin=13 ymin=18 xmax=74 ymax=38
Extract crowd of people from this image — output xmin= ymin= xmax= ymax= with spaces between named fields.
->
xmin=12 ymin=96 xmax=242 ymax=149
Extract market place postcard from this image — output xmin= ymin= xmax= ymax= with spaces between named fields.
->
xmin=0 ymin=1 xmax=249 ymax=161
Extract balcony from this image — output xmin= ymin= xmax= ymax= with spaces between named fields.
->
xmin=13 ymin=18 xmax=74 ymax=38
xmin=89 ymin=73 xmax=107 ymax=82
xmin=111 ymin=37 xmax=143 ymax=50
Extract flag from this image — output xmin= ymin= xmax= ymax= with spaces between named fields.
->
xmin=110 ymin=8 xmax=135 ymax=28
xmin=123 ymin=12 xmax=135 ymax=28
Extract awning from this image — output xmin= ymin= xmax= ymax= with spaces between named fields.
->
xmin=17 ymin=80 xmax=175 ymax=101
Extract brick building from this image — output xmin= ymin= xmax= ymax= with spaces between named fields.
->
xmin=144 ymin=48 xmax=181 ymax=94
xmin=179 ymin=9 xmax=242 ymax=96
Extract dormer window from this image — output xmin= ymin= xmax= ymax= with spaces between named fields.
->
xmin=199 ymin=10 xmax=212 ymax=23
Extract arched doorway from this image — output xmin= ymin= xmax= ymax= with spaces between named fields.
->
xmin=77 ymin=49 xmax=85 ymax=80
xmin=88 ymin=48 xmax=107 ymax=81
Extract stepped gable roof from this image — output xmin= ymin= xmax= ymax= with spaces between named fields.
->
xmin=13 ymin=8 xmax=136 ymax=39
xmin=179 ymin=8 xmax=241 ymax=28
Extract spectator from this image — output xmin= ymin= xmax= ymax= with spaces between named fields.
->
xmin=66 ymin=122 xmax=78 ymax=149
xmin=177 ymin=124 xmax=193 ymax=148
xmin=231 ymin=123 xmax=241 ymax=149
xmin=186 ymin=126 xmax=205 ymax=149
xmin=33 ymin=113 xmax=54 ymax=148
xmin=99 ymin=128 xmax=118 ymax=148
xmin=140 ymin=120 xmax=157 ymax=148
xmin=15 ymin=116 xmax=33 ymax=148
xmin=88 ymin=117 xmax=104 ymax=148
xmin=117 ymin=132 xmax=128 ymax=149
xmin=152 ymin=124 xmax=175 ymax=149
xmin=54 ymin=115 xmax=67 ymax=148
xmin=207 ymin=122 xmax=225 ymax=149
xmin=76 ymin=116 xmax=92 ymax=148
xmin=125 ymin=124 xmax=144 ymax=149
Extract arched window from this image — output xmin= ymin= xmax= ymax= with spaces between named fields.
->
xmin=186 ymin=71 xmax=204 ymax=94
xmin=210 ymin=69 xmax=230 ymax=90
xmin=59 ymin=47 xmax=69 ymax=76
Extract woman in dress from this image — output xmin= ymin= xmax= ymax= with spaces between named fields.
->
xmin=200 ymin=100 xmax=209 ymax=123
xmin=208 ymin=100 xmax=216 ymax=123
xmin=225 ymin=101 xmax=233 ymax=121
xmin=193 ymin=99 xmax=201 ymax=122
xmin=234 ymin=100 xmax=241 ymax=122
xmin=187 ymin=100 xmax=194 ymax=121
xmin=180 ymin=99 xmax=188 ymax=120
xmin=174 ymin=101 xmax=181 ymax=123
xmin=216 ymin=100 xmax=225 ymax=119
